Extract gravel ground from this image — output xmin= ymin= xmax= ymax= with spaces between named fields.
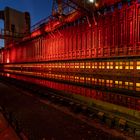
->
xmin=0 ymin=82 xmax=129 ymax=140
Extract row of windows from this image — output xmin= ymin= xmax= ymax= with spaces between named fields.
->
xmin=5 ymin=69 xmax=140 ymax=92
xmin=2 ymin=71 xmax=140 ymax=110
xmin=4 ymin=60 xmax=140 ymax=70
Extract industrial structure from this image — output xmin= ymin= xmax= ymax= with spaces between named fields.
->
xmin=0 ymin=7 xmax=30 ymax=46
xmin=0 ymin=0 xmax=140 ymax=136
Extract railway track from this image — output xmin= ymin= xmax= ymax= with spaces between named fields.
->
xmin=0 ymin=75 xmax=139 ymax=139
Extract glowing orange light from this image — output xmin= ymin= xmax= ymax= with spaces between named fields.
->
xmin=95 ymin=2 xmax=99 ymax=7
xmin=6 ymin=58 xmax=9 ymax=63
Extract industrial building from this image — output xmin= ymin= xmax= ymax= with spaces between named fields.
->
xmin=0 ymin=0 xmax=139 ymax=139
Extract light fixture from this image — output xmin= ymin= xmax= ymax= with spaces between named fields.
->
xmin=89 ymin=0 xmax=95 ymax=3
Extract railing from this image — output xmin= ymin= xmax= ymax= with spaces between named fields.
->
xmin=0 ymin=29 xmax=25 ymax=39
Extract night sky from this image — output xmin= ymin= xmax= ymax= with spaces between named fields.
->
xmin=0 ymin=0 xmax=53 ymax=47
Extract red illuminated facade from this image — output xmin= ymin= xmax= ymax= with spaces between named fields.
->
xmin=0 ymin=0 xmax=140 ymax=113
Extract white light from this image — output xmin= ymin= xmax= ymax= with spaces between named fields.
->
xmin=89 ymin=0 xmax=95 ymax=3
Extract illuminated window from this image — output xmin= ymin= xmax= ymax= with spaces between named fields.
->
xmin=107 ymin=62 xmax=113 ymax=69
xmin=61 ymin=63 xmax=65 ymax=68
xmin=102 ymin=79 xmax=105 ymax=85
xmin=86 ymin=77 xmax=91 ymax=84
xmin=99 ymin=62 xmax=102 ymax=69
xmin=58 ymin=63 xmax=61 ymax=68
xmin=115 ymin=61 xmax=123 ymax=69
xmin=92 ymin=62 xmax=97 ymax=69
xmin=107 ymin=62 xmax=109 ymax=69
xmin=125 ymin=81 xmax=133 ymax=90
xmin=48 ymin=64 xmax=51 ymax=68
xmin=95 ymin=62 xmax=98 ymax=69
xmin=66 ymin=63 xmax=69 ymax=68
xmin=55 ymin=74 xmax=58 ymax=78
xmin=118 ymin=81 xmax=123 ymax=88
xmin=70 ymin=63 xmax=74 ymax=68
xmin=136 ymin=83 xmax=140 ymax=91
xmin=91 ymin=78 xmax=97 ymax=84
xmin=80 ymin=63 xmax=85 ymax=69
xmin=62 ymin=75 xmax=65 ymax=80
xmin=119 ymin=62 xmax=123 ymax=69
xmin=95 ymin=78 xmax=97 ymax=84
xmin=110 ymin=62 xmax=113 ymax=69
xmin=85 ymin=62 xmax=91 ymax=69
xmin=102 ymin=62 xmax=105 ymax=69
xmin=98 ymin=79 xmax=104 ymax=85
xmin=92 ymin=62 xmax=95 ymax=69
xmin=51 ymin=63 xmax=54 ymax=68
xmin=70 ymin=76 xmax=74 ymax=81
xmin=80 ymin=77 xmax=85 ymax=83
xmin=130 ymin=62 xmax=134 ymax=69
xmin=54 ymin=63 xmax=57 ymax=68
xmin=91 ymin=78 xmax=95 ymax=84
xmin=98 ymin=62 xmax=105 ymax=69
xmin=75 ymin=63 xmax=79 ymax=68
xmin=58 ymin=74 xmax=62 ymax=79
xmin=44 ymin=64 xmax=48 ymax=68
xmin=106 ymin=80 xmax=113 ymax=87
xmin=137 ymin=61 xmax=140 ymax=70
xmin=115 ymin=81 xmax=118 ymax=87
xmin=75 ymin=76 xmax=79 ymax=82
xmin=125 ymin=62 xmax=129 ymax=69
xmin=125 ymin=61 xmax=133 ymax=69
xmin=51 ymin=74 xmax=55 ymax=78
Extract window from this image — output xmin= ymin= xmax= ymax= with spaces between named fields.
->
xmin=98 ymin=79 xmax=105 ymax=85
xmin=62 ymin=75 xmax=65 ymax=80
xmin=54 ymin=63 xmax=57 ymax=68
xmin=80 ymin=62 xmax=85 ymax=69
xmin=85 ymin=62 xmax=91 ymax=69
xmin=92 ymin=62 xmax=97 ymax=69
xmin=80 ymin=77 xmax=85 ymax=83
xmin=70 ymin=75 xmax=74 ymax=81
xmin=115 ymin=80 xmax=123 ymax=88
xmin=75 ymin=63 xmax=79 ymax=69
xmin=118 ymin=81 xmax=123 ymax=88
xmin=107 ymin=62 xmax=113 ymax=69
xmin=136 ymin=83 xmax=140 ymax=91
xmin=86 ymin=77 xmax=91 ymax=84
xmin=125 ymin=82 xmax=134 ymax=90
xmin=62 ymin=63 xmax=65 ymax=68
xmin=66 ymin=63 xmax=69 ymax=68
xmin=137 ymin=61 xmax=140 ymax=70
xmin=106 ymin=80 xmax=113 ymax=87
xmin=99 ymin=62 xmax=102 ymax=69
xmin=115 ymin=62 xmax=123 ymax=69
xmin=91 ymin=78 xmax=97 ymax=84
xmin=58 ymin=63 xmax=61 ymax=68
xmin=75 ymin=76 xmax=79 ymax=82
xmin=102 ymin=62 xmax=105 ymax=69
xmin=70 ymin=63 xmax=74 ymax=68
xmin=125 ymin=61 xmax=133 ymax=69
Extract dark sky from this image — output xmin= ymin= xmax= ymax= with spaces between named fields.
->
xmin=0 ymin=0 xmax=53 ymax=47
